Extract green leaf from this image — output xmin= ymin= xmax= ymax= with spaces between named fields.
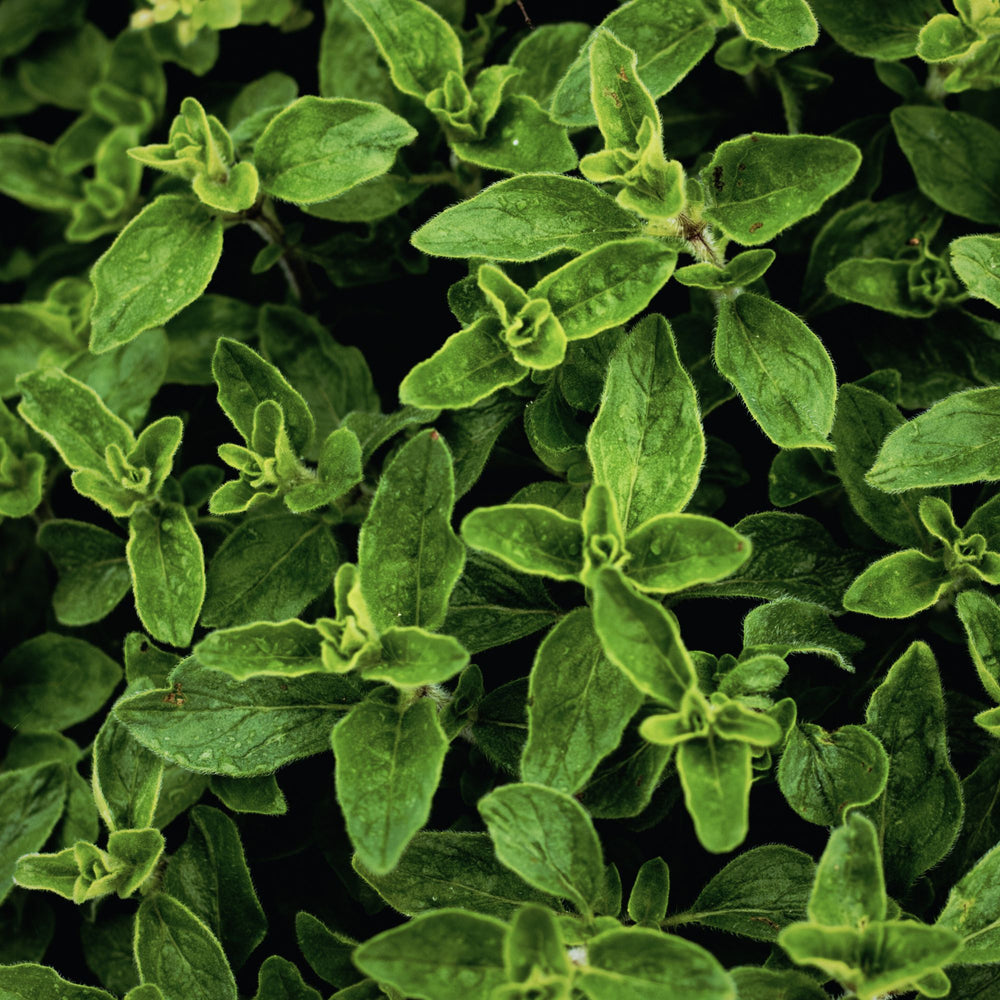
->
xmin=252 ymin=956 xmax=321 ymax=1000
xmin=355 ymin=830 xmax=556 ymax=919
xmin=344 ymin=0 xmax=462 ymax=98
xmin=212 ymin=337 xmax=315 ymax=455
xmin=587 ymin=315 xmax=704 ymax=530
xmin=478 ymin=782 xmax=605 ymax=916
xmin=411 ymin=175 xmax=642 ymax=261
xmin=0 ymin=135 xmax=82 ymax=211
xmin=332 ymin=697 xmax=448 ymax=874
xmin=254 ymin=96 xmax=416 ymax=204
xmin=257 ymin=303 xmax=378 ymax=458
xmin=728 ymin=967 xmax=828 ymax=1000
xmin=588 ymin=28 xmax=661 ymax=150
xmin=550 ymin=0 xmax=717 ymax=127
xmin=522 ymin=608 xmax=643 ymax=793
xmin=742 ymin=597 xmax=863 ymax=671
xmin=676 ymin=736 xmax=753 ymax=853
xmin=0 ymin=633 xmax=121 ymax=732
xmin=195 ymin=620 xmax=323 ymax=680
xmin=956 ymin=590 xmax=1000 ymax=702
xmin=703 ymin=134 xmax=860 ymax=246
xmin=293 ymin=911 xmax=356 ymax=989
xmin=673 ymin=248 xmax=776 ymax=290
xmin=778 ymin=724 xmax=889 ymax=826
xmin=867 ymin=387 xmax=1000 ymax=491
xmin=684 ymin=845 xmax=814 ymax=941
xmin=893 ymin=107 xmax=1000 ymax=224
xmin=831 ymin=382 xmax=942 ymax=549
xmin=450 ymin=95 xmax=579 ymax=175
xmin=843 ymin=549 xmax=950 ymax=618
xmin=200 ymin=514 xmax=338 ymax=629
xmin=358 ymin=429 xmax=464 ymax=632
xmin=127 ymin=502 xmax=205 ymax=648
xmin=809 ymin=812 xmax=886 ymax=927
xmin=460 ymin=503 xmax=583 ymax=581
xmin=353 ymin=909 xmax=507 ymax=1000
xmin=400 ymin=316 xmax=527 ymax=410
xmin=533 ymin=242 xmax=678 ymax=342
xmin=89 ymin=196 xmax=223 ymax=354
xmin=114 ymin=657 xmax=360 ymax=776
xmin=92 ymin=712 xmax=165 ymax=832
xmin=627 ymin=857 xmax=669 ymax=926
xmin=590 ymin=566 xmax=696 ymax=706
xmin=625 ymin=514 xmax=750 ymax=593
xmin=576 ymin=926 xmax=736 ymax=1000
xmin=951 ymin=233 xmax=1000 ymax=308
xmin=862 ymin=641 xmax=963 ymax=893
xmin=727 ymin=0 xmax=818 ymax=50
xmin=715 ymin=292 xmax=836 ymax=449
xmin=163 ymin=805 xmax=267 ymax=970
xmin=363 ymin=627 xmax=469 ymax=686
xmin=134 ymin=893 xmax=237 ymax=1000
xmin=0 ymin=964 xmax=115 ymax=1000
xmin=0 ymin=763 xmax=67 ymax=905
xmin=17 ymin=366 xmax=134 ymax=478
xmin=209 ymin=774 xmax=287 ymax=816
xmin=809 ymin=0 xmax=945 ymax=59
xmin=937 ymin=840 xmax=1000 ymax=962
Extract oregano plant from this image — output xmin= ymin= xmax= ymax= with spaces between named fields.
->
xmin=5 ymin=1 xmax=1000 ymax=999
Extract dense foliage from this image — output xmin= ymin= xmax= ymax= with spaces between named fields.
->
xmin=4 ymin=0 xmax=1000 ymax=997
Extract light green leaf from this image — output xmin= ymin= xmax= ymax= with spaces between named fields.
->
xmin=587 ymin=315 xmax=703 ymax=529
xmin=353 ymin=909 xmax=507 ymax=1000
xmin=411 ymin=175 xmax=642 ymax=261
xmin=843 ymin=549 xmax=951 ymax=618
xmin=128 ymin=502 xmax=205 ymax=648
xmin=728 ymin=0 xmax=818 ymax=50
xmin=937 ymin=841 xmax=1000 ymax=962
xmin=550 ymin=0 xmax=717 ymax=127
xmin=400 ymin=317 xmax=527 ymax=410
xmin=162 ymin=805 xmax=267 ymax=970
xmin=867 ymin=387 xmax=1000 ymax=491
xmin=626 ymin=514 xmax=750 ymax=593
xmin=590 ymin=566 xmax=696 ymax=706
xmin=522 ymin=608 xmax=643 ymax=793
xmin=355 ymin=830 xmax=556 ymax=919
xmin=703 ymin=133 xmax=860 ymax=245
xmin=892 ymin=106 xmax=1000 ymax=224
xmin=478 ymin=782 xmax=605 ymax=916
xmin=90 ymin=196 xmax=223 ymax=354
xmin=588 ymin=28 xmax=661 ymax=150
xmin=729 ymin=967 xmax=828 ymax=1000
xmin=0 ymin=135 xmax=82 ymax=210
xmin=715 ymin=292 xmax=836 ymax=448
xmin=114 ymin=657 xmax=360 ymax=776
xmin=956 ymin=590 xmax=1000 ymax=702
xmin=200 ymin=514 xmax=338 ymax=629
xmin=684 ymin=844 xmax=814 ymax=941
xmin=17 ymin=366 xmax=134 ymax=476
xmin=332 ymin=697 xmax=448 ymax=874
xmin=363 ymin=627 xmax=468 ymax=686
xmin=0 ymin=964 xmax=115 ymax=1000
xmin=743 ymin=597 xmax=863 ymax=671
xmin=809 ymin=812 xmax=886 ymax=927
xmin=0 ymin=633 xmax=121 ymax=733
xmin=778 ymin=724 xmax=889 ymax=826
xmin=195 ymin=620 xmax=323 ymax=680
xmin=254 ymin=96 xmax=416 ymax=204
xmin=0 ymin=303 xmax=78 ymax=400
xmin=358 ymin=429 xmax=464 ymax=632
xmin=951 ymin=233 xmax=1000 ymax=308
xmin=92 ymin=712 xmax=164 ymax=832
xmin=673 ymin=248 xmax=776 ymax=290
xmin=0 ymin=763 xmax=67 ymax=905
xmin=344 ymin=0 xmax=462 ymax=98
xmin=135 ymin=893 xmax=237 ymax=1000
xmin=577 ymin=926 xmax=736 ymax=1000
xmin=212 ymin=337 xmax=315 ymax=455
xmin=831 ymin=382 xmax=943 ymax=549
xmin=862 ymin=641 xmax=963 ymax=893
xmin=676 ymin=736 xmax=753 ymax=853
xmin=460 ymin=503 xmax=583 ymax=581
xmin=809 ymin=0 xmax=945 ymax=59
xmin=533 ymin=241 xmax=678 ymax=342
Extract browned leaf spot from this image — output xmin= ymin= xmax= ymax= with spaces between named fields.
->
xmin=749 ymin=222 xmax=763 ymax=234
xmin=738 ymin=162 xmax=746 ymax=172
xmin=603 ymin=86 xmax=622 ymax=108
xmin=162 ymin=682 xmax=185 ymax=706
xmin=750 ymin=134 xmax=759 ymax=143
xmin=908 ymin=236 xmax=921 ymax=245
xmin=618 ymin=66 xmax=628 ymax=81
xmin=750 ymin=916 xmax=781 ymax=930
xmin=712 ymin=165 xmax=724 ymax=191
